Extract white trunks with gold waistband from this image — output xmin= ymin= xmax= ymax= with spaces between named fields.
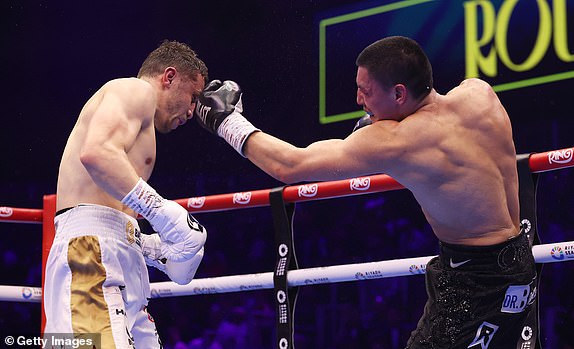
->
xmin=43 ymin=204 xmax=162 ymax=349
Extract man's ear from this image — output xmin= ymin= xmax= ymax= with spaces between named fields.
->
xmin=394 ymin=84 xmax=407 ymax=104
xmin=163 ymin=67 xmax=177 ymax=86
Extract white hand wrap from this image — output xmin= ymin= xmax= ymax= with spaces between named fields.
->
xmin=141 ymin=233 xmax=203 ymax=285
xmin=217 ymin=111 xmax=260 ymax=157
xmin=121 ymin=178 xmax=164 ymax=219
xmin=122 ymin=178 xmax=207 ymax=261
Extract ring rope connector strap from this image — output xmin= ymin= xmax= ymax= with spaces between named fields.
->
xmin=516 ymin=153 xmax=542 ymax=349
xmin=270 ymin=186 xmax=299 ymax=349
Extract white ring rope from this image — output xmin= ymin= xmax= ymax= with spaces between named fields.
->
xmin=3 ymin=240 xmax=573 ymax=303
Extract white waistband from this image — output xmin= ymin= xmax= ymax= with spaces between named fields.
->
xmin=53 ymin=204 xmax=142 ymax=248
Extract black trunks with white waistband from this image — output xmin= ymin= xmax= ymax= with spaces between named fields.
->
xmin=405 ymin=231 xmax=539 ymax=349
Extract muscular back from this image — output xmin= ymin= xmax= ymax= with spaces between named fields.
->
xmin=384 ymin=79 xmax=519 ymax=245
xmin=221 ymin=77 xmax=519 ymax=245
xmin=56 ymin=78 xmax=156 ymax=216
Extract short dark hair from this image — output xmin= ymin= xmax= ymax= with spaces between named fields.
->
xmin=138 ymin=40 xmax=208 ymax=82
xmin=356 ymin=36 xmax=433 ymax=101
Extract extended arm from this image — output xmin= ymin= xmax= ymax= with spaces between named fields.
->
xmin=242 ymin=113 xmax=377 ymax=182
xmin=195 ymin=80 xmax=404 ymax=184
xmin=243 ymin=132 xmax=362 ymax=183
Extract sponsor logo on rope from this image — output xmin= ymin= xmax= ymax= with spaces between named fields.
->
xmin=304 ymin=277 xmax=329 ymax=285
xmin=565 ymin=245 xmax=574 ymax=258
xmin=349 ymin=177 xmax=371 ymax=191
xmin=557 ymin=244 xmax=574 ymax=260
xmin=354 ymin=269 xmax=383 ymax=280
xmin=409 ymin=264 xmax=426 ymax=274
xmin=297 ymin=184 xmax=318 ymax=198
xmin=550 ymin=246 xmax=564 ymax=260
xmin=365 ymin=270 xmax=382 ymax=278
xmin=548 ymin=148 xmax=573 ymax=164
xmin=20 ymin=287 xmax=40 ymax=300
xmin=21 ymin=287 xmax=33 ymax=299
xmin=150 ymin=288 xmax=173 ymax=298
xmin=187 ymin=196 xmax=206 ymax=209
xmin=193 ymin=287 xmax=218 ymax=295
xmin=0 ymin=207 xmax=13 ymax=218
xmin=233 ymin=192 xmax=252 ymax=205
xmin=239 ymin=284 xmax=265 ymax=291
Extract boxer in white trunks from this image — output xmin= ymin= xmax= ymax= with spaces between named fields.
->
xmin=44 ymin=40 xmax=208 ymax=348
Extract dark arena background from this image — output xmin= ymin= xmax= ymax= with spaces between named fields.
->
xmin=1 ymin=0 xmax=573 ymax=348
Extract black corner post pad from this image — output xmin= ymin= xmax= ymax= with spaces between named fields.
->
xmin=516 ymin=153 xmax=540 ymax=247
xmin=516 ymin=153 xmax=542 ymax=349
xmin=270 ymin=186 xmax=299 ymax=349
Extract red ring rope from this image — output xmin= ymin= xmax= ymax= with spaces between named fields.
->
xmin=0 ymin=207 xmax=43 ymax=224
xmin=176 ymin=147 xmax=574 ymax=213
xmin=0 ymin=147 xmax=572 ymax=222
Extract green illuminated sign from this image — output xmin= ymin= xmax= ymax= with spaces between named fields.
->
xmin=319 ymin=0 xmax=574 ymax=124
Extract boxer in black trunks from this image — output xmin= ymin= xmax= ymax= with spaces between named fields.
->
xmin=408 ymin=230 xmax=538 ymax=348
xmin=193 ymin=36 xmax=539 ymax=348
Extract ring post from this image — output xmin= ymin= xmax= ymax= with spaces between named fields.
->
xmin=270 ymin=187 xmax=299 ymax=349
xmin=41 ymin=194 xmax=56 ymax=333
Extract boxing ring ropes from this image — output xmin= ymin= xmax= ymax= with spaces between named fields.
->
xmin=1 ymin=146 xmax=573 ymax=348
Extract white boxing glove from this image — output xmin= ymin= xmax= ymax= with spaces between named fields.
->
xmin=141 ymin=233 xmax=204 ymax=285
xmin=166 ymin=247 xmax=203 ymax=285
xmin=141 ymin=233 xmax=167 ymax=272
xmin=122 ymin=178 xmax=207 ymax=261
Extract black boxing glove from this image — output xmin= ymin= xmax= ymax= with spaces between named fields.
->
xmin=352 ymin=113 xmax=373 ymax=133
xmin=195 ymin=80 xmax=259 ymax=156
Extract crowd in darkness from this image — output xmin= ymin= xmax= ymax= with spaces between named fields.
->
xmin=2 ymin=168 xmax=572 ymax=348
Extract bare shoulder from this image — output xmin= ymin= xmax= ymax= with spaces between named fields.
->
xmin=459 ymin=77 xmax=491 ymax=87
xmin=100 ymin=78 xmax=156 ymax=117
xmin=445 ymin=79 xmax=499 ymax=109
xmin=103 ymin=78 xmax=154 ymax=99
xmin=454 ymin=78 xmax=496 ymax=96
